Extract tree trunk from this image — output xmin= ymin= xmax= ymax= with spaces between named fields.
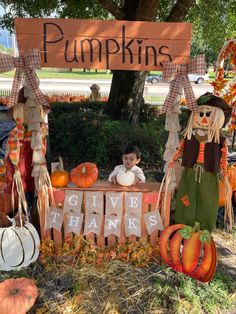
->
xmin=106 ymin=70 xmax=147 ymax=124
xmin=98 ymin=0 xmax=195 ymax=124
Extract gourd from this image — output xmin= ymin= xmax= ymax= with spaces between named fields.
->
xmin=116 ymin=170 xmax=135 ymax=186
xmin=0 ymin=277 xmax=38 ymax=314
xmin=0 ymin=218 xmax=40 ymax=271
xmin=159 ymin=223 xmax=217 ymax=282
xmin=50 ymin=156 xmax=69 ymax=188
xmin=70 ymin=162 xmax=98 ymax=188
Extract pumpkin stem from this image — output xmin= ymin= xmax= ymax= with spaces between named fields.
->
xmin=81 ymin=166 xmax=86 ymax=174
xmin=10 ymin=288 xmax=19 ymax=295
xmin=179 ymin=225 xmax=193 ymax=239
xmin=193 ymin=221 xmax=201 ymax=233
xmin=199 ymin=229 xmax=212 ymax=243
xmin=58 ymin=156 xmax=64 ymax=171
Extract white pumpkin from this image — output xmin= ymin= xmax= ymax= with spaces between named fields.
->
xmin=116 ymin=170 xmax=135 ymax=186
xmin=0 ymin=219 xmax=40 ymax=271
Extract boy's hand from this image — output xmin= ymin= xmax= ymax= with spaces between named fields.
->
xmin=111 ymin=175 xmax=117 ymax=184
xmin=133 ymin=177 xmax=141 ymax=185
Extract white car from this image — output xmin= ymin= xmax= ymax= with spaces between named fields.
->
xmin=146 ymin=73 xmax=209 ymax=84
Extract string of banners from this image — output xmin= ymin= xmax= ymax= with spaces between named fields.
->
xmin=44 ymin=190 xmax=164 ymax=237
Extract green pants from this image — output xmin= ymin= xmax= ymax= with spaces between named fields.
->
xmin=175 ymin=167 xmax=219 ymax=232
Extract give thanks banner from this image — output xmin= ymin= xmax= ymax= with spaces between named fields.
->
xmin=45 ymin=190 xmax=164 ymax=237
xmin=14 ymin=18 xmax=192 ymax=71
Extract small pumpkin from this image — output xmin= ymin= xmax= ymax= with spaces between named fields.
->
xmin=116 ymin=170 xmax=135 ymax=186
xmin=50 ymin=156 xmax=69 ymax=188
xmin=159 ymin=223 xmax=217 ymax=282
xmin=70 ymin=162 xmax=98 ymax=188
xmin=0 ymin=277 xmax=38 ymax=314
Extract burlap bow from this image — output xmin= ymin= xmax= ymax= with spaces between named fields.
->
xmin=0 ymin=49 xmax=49 ymax=108
xmin=161 ymin=55 xmax=206 ymax=113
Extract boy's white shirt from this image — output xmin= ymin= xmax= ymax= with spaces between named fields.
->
xmin=108 ymin=165 xmax=146 ymax=182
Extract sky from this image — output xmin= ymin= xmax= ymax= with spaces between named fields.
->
xmin=0 ymin=5 xmax=12 ymax=48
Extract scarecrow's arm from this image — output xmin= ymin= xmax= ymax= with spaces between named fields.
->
xmin=168 ymin=138 xmax=185 ymax=168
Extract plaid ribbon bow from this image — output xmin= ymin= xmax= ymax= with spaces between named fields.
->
xmin=0 ymin=49 xmax=49 ymax=108
xmin=161 ymin=55 xmax=206 ymax=113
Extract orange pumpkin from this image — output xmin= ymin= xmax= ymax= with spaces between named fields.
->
xmin=218 ymin=179 xmax=232 ymax=208
xmin=159 ymin=223 xmax=217 ymax=282
xmin=227 ymin=164 xmax=236 ymax=191
xmin=0 ymin=165 xmax=5 ymax=173
xmin=50 ymin=156 xmax=69 ymax=188
xmin=0 ymin=277 xmax=38 ymax=314
xmin=70 ymin=162 xmax=98 ymax=188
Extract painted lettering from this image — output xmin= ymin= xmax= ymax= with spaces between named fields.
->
xmin=105 ymin=38 xmax=120 ymax=68
xmin=108 ymin=219 xmax=118 ymax=230
xmin=129 ymin=197 xmax=138 ymax=208
xmin=68 ymin=215 xmax=81 ymax=227
xmin=80 ymin=38 xmax=102 ymax=62
xmin=88 ymin=218 xmax=98 ymax=228
xmin=122 ymin=25 xmax=134 ymax=64
xmin=68 ymin=195 xmax=79 ymax=206
xmin=65 ymin=40 xmax=78 ymax=62
xmin=43 ymin=22 xmax=64 ymax=63
xmin=128 ymin=218 xmax=137 ymax=229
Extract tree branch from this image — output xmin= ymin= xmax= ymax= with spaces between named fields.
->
xmin=97 ymin=0 xmax=124 ymax=20
xmin=136 ymin=0 xmax=159 ymax=21
xmin=166 ymin=0 xmax=195 ymax=22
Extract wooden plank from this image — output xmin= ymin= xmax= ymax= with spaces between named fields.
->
xmin=161 ymin=191 xmax=172 ymax=228
xmin=141 ymin=195 xmax=148 ymax=241
xmin=119 ymin=192 xmax=126 ymax=245
xmin=149 ymin=203 xmax=159 ymax=248
xmin=14 ymin=18 xmax=192 ymax=71
xmin=84 ymin=192 xmax=95 ymax=243
xmin=62 ymin=181 xmax=161 ymax=192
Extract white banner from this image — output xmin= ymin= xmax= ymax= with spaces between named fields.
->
xmin=106 ymin=192 xmax=123 ymax=216
xmin=125 ymin=192 xmax=142 ymax=215
xmin=144 ymin=211 xmax=164 ymax=234
xmin=84 ymin=213 xmax=103 ymax=235
xmin=65 ymin=211 xmax=84 ymax=235
xmin=44 ymin=208 xmax=63 ymax=231
xmin=85 ymin=191 xmax=104 ymax=214
xmin=63 ymin=190 xmax=83 ymax=213
xmin=104 ymin=214 xmax=122 ymax=237
xmin=124 ymin=213 xmax=141 ymax=237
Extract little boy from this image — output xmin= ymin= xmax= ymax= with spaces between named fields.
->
xmin=108 ymin=144 xmax=145 ymax=184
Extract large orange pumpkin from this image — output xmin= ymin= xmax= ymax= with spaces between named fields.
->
xmin=227 ymin=164 xmax=236 ymax=191
xmin=159 ymin=223 xmax=217 ymax=282
xmin=218 ymin=179 xmax=232 ymax=208
xmin=50 ymin=156 xmax=69 ymax=188
xmin=0 ymin=277 xmax=38 ymax=314
xmin=70 ymin=162 xmax=98 ymax=188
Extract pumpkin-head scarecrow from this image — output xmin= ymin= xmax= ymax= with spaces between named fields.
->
xmin=170 ymin=92 xmax=232 ymax=232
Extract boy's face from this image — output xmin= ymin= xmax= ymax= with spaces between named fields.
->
xmin=122 ymin=153 xmax=140 ymax=170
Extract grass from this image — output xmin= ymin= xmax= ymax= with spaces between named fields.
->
xmin=0 ymin=228 xmax=235 ymax=314
xmin=0 ymin=68 xmax=113 ymax=80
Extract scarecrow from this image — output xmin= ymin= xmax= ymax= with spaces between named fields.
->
xmin=169 ymin=92 xmax=232 ymax=232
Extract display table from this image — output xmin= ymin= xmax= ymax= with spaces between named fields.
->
xmin=39 ymin=181 xmax=172 ymax=248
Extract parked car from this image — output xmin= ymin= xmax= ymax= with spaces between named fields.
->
xmin=146 ymin=73 xmax=209 ymax=84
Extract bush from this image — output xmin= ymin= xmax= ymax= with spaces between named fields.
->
xmin=48 ymin=102 xmax=168 ymax=173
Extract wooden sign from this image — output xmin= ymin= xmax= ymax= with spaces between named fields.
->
xmin=14 ymin=18 xmax=192 ymax=70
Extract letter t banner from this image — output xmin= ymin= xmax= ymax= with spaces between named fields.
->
xmin=44 ymin=208 xmax=63 ymax=231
